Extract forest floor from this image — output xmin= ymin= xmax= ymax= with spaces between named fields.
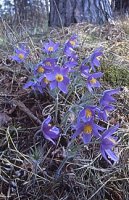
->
xmin=0 ymin=18 xmax=129 ymax=200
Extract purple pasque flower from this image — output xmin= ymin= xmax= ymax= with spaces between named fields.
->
xmin=81 ymin=48 xmax=103 ymax=72
xmin=34 ymin=62 xmax=49 ymax=75
xmin=72 ymin=118 xmax=104 ymax=144
xmin=78 ymin=106 xmax=96 ymax=122
xmin=43 ymin=40 xmax=59 ymax=54
xmin=96 ymin=105 xmax=115 ymax=121
xmin=45 ymin=67 xmax=70 ymax=93
xmin=63 ymin=60 xmax=78 ymax=71
xmin=43 ymin=58 xmax=57 ymax=69
xmin=100 ymin=124 xmax=119 ymax=164
xmin=80 ymin=64 xmax=90 ymax=75
xmin=86 ymin=72 xmax=103 ymax=92
xmin=64 ymin=46 xmax=78 ymax=61
xmin=41 ymin=115 xmax=60 ymax=144
xmin=23 ymin=78 xmax=43 ymax=93
xmin=11 ymin=45 xmax=29 ymax=63
xmin=89 ymin=48 xmax=103 ymax=72
xmin=100 ymin=88 xmax=120 ymax=107
xmin=65 ymin=34 xmax=78 ymax=49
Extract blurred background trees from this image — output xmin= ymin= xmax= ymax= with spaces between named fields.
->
xmin=0 ymin=0 xmax=48 ymax=34
xmin=0 ymin=0 xmax=129 ymax=32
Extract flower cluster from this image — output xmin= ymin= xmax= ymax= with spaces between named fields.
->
xmin=72 ymin=87 xmax=119 ymax=164
xmin=11 ymin=35 xmax=120 ymax=164
xmin=22 ymin=39 xmax=78 ymax=94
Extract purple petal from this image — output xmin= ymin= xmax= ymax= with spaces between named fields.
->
xmin=58 ymin=81 xmax=68 ymax=93
xmin=23 ymin=81 xmax=34 ymax=89
xmin=50 ymin=80 xmax=57 ymax=90
xmin=80 ymin=65 xmax=90 ymax=74
xmin=93 ymin=58 xmax=100 ymax=67
xmin=100 ymin=146 xmax=111 ymax=164
xmin=102 ymin=138 xmax=116 ymax=149
xmin=82 ymin=133 xmax=91 ymax=144
xmin=93 ymin=72 xmax=104 ymax=78
xmin=41 ymin=116 xmax=51 ymax=131
xmin=46 ymin=73 xmax=56 ymax=81
xmin=71 ymin=131 xmax=79 ymax=139
xmin=104 ymin=105 xmax=115 ymax=111
xmin=98 ymin=110 xmax=108 ymax=121
xmin=50 ymin=126 xmax=60 ymax=138
xmin=37 ymin=85 xmax=43 ymax=93
xmin=90 ymin=63 xmax=96 ymax=72
xmin=47 ymin=129 xmax=59 ymax=139
xmin=43 ymin=133 xmax=56 ymax=145
xmin=71 ymin=125 xmax=83 ymax=139
xmin=102 ymin=124 xmax=119 ymax=139
xmin=104 ymin=88 xmax=120 ymax=96
xmin=105 ymin=149 xmax=118 ymax=162
xmin=86 ymin=83 xmax=93 ymax=93
xmin=63 ymin=77 xmax=70 ymax=85
xmin=61 ymin=67 xmax=69 ymax=75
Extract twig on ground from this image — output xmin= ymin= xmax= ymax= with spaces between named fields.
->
xmin=11 ymin=99 xmax=42 ymax=125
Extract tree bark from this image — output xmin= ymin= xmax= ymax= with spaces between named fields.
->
xmin=14 ymin=0 xmax=28 ymax=22
xmin=49 ymin=0 xmax=113 ymax=27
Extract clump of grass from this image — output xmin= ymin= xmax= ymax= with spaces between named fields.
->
xmin=103 ymin=65 xmax=129 ymax=86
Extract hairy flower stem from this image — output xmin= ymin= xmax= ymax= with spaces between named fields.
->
xmin=55 ymin=90 xmax=59 ymax=123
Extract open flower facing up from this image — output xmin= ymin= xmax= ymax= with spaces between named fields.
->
xmin=86 ymin=72 xmax=103 ymax=92
xmin=100 ymin=125 xmax=119 ymax=164
xmin=45 ymin=67 xmax=70 ymax=93
xmin=11 ymin=45 xmax=29 ymax=63
xmin=43 ymin=40 xmax=59 ymax=54
xmin=77 ymin=106 xmax=96 ymax=122
xmin=100 ymin=88 xmax=120 ymax=107
xmin=41 ymin=116 xmax=60 ymax=144
xmin=72 ymin=118 xmax=104 ymax=144
xmin=34 ymin=62 xmax=49 ymax=75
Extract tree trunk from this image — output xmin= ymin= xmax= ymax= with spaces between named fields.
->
xmin=49 ymin=0 xmax=113 ymax=27
xmin=14 ymin=0 xmax=28 ymax=22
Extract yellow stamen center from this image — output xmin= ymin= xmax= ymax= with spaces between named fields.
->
xmin=70 ymin=40 xmax=76 ymax=46
xmin=18 ymin=53 xmax=24 ymax=59
xmin=44 ymin=77 xmax=49 ymax=84
xmin=48 ymin=47 xmax=54 ymax=52
xmin=85 ymin=109 xmax=92 ymax=118
xmin=56 ymin=74 xmax=64 ymax=82
xmin=83 ymin=124 xmax=92 ymax=134
xmin=45 ymin=61 xmax=51 ymax=66
xmin=90 ymin=78 xmax=97 ymax=84
xmin=38 ymin=66 xmax=44 ymax=73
